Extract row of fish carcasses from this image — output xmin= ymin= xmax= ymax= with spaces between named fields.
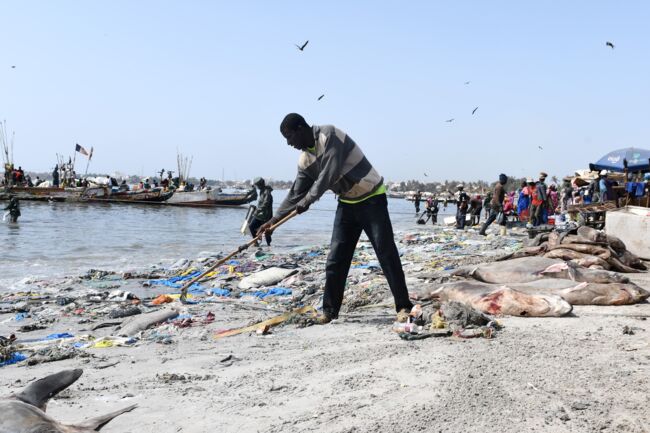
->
xmin=412 ymin=226 xmax=649 ymax=317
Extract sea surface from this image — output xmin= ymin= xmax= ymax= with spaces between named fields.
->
xmin=0 ymin=191 xmax=457 ymax=289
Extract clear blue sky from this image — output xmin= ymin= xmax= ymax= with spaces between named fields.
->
xmin=1 ymin=1 xmax=649 ymax=183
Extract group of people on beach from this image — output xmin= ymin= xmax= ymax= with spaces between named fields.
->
xmin=413 ymin=191 xmax=440 ymax=225
xmin=411 ymin=168 xmax=625 ymax=235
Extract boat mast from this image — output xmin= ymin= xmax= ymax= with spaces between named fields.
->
xmin=176 ymin=150 xmax=193 ymax=185
xmin=0 ymin=120 xmax=13 ymax=167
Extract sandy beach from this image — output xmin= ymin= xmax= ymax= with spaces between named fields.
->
xmin=2 ymin=225 xmax=649 ymax=433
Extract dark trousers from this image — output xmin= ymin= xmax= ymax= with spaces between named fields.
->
xmin=456 ymin=208 xmax=467 ymax=229
xmin=324 ymin=194 xmax=413 ymax=318
xmin=529 ymin=204 xmax=542 ymax=226
xmin=480 ymin=208 xmax=504 ymax=233
xmin=249 ymin=218 xmax=272 ymax=245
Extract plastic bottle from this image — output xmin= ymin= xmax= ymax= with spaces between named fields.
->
xmin=392 ymin=322 xmax=422 ymax=334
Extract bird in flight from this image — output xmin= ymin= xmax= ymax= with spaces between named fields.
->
xmin=11 ymin=65 xmax=16 ymax=68
xmin=472 ymin=106 xmax=479 ymax=115
xmin=464 ymin=81 xmax=470 ymax=85
xmin=538 ymin=146 xmax=543 ymax=150
xmin=295 ymin=40 xmax=309 ymax=51
xmin=445 ymin=118 xmax=455 ymax=123
xmin=317 ymin=94 xmax=325 ymax=101
xmin=606 ymin=41 xmax=615 ymax=49
xmin=424 ymin=173 xmax=428 ymax=177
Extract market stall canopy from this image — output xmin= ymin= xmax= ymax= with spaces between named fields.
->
xmin=590 ymin=147 xmax=650 ymax=173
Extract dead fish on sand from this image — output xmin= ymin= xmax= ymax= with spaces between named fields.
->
xmin=427 ymin=281 xmax=572 ymax=317
xmin=510 ymin=280 xmax=650 ymax=306
xmin=431 ymin=278 xmax=649 ymax=307
xmin=453 ymin=257 xmax=629 ymax=284
xmin=118 ymin=307 xmax=179 ymax=337
xmin=0 ymin=369 xmax=136 ymax=433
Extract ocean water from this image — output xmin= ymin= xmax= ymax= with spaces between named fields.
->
xmin=0 ymin=191 xmax=457 ymax=289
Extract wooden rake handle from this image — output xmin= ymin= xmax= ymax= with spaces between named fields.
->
xmin=179 ymin=210 xmax=298 ymax=303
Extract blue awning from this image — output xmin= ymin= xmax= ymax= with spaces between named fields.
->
xmin=590 ymin=147 xmax=650 ymax=173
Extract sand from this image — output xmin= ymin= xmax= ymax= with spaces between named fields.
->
xmin=2 ymin=285 xmax=649 ymax=432
xmin=1 ymin=226 xmax=649 ymax=433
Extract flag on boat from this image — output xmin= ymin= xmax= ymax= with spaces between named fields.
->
xmin=75 ymin=143 xmax=89 ymax=157
xmin=88 ymin=146 xmax=93 ymax=161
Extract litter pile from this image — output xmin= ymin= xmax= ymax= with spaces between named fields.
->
xmin=0 ymin=226 xmax=527 ymax=367
xmin=392 ymin=301 xmax=502 ymax=341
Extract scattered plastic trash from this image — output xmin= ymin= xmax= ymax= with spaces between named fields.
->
xmin=0 ymin=224 xmax=528 ymax=369
xmin=242 ymin=287 xmax=292 ymax=300
xmin=45 ymin=333 xmax=74 ymax=340
xmin=0 ymin=352 xmax=27 ymax=367
xmin=88 ymin=336 xmax=136 ymax=349
xmin=147 ymin=271 xmax=202 ymax=289
xmin=208 ymin=288 xmax=231 ymax=297
xmin=151 ymin=295 xmax=174 ymax=305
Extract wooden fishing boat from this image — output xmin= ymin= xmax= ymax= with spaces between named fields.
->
xmin=165 ymin=188 xmax=256 ymax=207
xmin=84 ymin=187 xmax=173 ymax=204
xmin=0 ymin=185 xmax=109 ymax=202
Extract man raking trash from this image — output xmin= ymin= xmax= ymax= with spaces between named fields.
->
xmin=257 ymin=113 xmax=414 ymax=324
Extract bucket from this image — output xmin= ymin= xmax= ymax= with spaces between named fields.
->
xmin=548 ymin=216 xmax=556 ymax=225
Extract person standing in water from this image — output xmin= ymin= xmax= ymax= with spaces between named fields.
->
xmin=5 ymin=195 xmax=20 ymax=223
xmin=248 ymin=177 xmax=274 ymax=246
xmin=413 ymin=190 xmax=422 ymax=214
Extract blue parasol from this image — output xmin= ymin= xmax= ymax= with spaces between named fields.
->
xmin=590 ymin=147 xmax=650 ymax=173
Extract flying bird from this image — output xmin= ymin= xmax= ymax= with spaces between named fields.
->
xmin=464 ymin=81 xmax=470 ymax=85
xmin=424 ymin=173 xmax=428 ymax=177
xmin=538 ymin=146 xmax=543 ymax=150
xmin=445 ymin=118 xmax=455 ymax=123
xmin=472 ymin=106 xmax=479 ymax=115
xmin=606 ymin=41 xmax=615 ymax=49
xmin=295 ymin=40 xmax=309 ymax=51
xmin=11 ymin=65 xmax=16 ymax=68
xmin=317 ymin=94 xmax=325 ymax=101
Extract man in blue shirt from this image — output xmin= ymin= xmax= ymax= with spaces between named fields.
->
xmin=599 ymin=170 xmax=608 ymax=202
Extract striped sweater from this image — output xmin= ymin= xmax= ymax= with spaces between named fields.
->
xmin=272 ymin=125 xmax=384 ymax=222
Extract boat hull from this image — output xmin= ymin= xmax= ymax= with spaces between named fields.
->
xmin=165 ymin=189 xmax=255 ymax=207
xmin=1 ymin=186 xmax=108 ymax=202
xmin=85 ymin=188 xmax=173 ymax=204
